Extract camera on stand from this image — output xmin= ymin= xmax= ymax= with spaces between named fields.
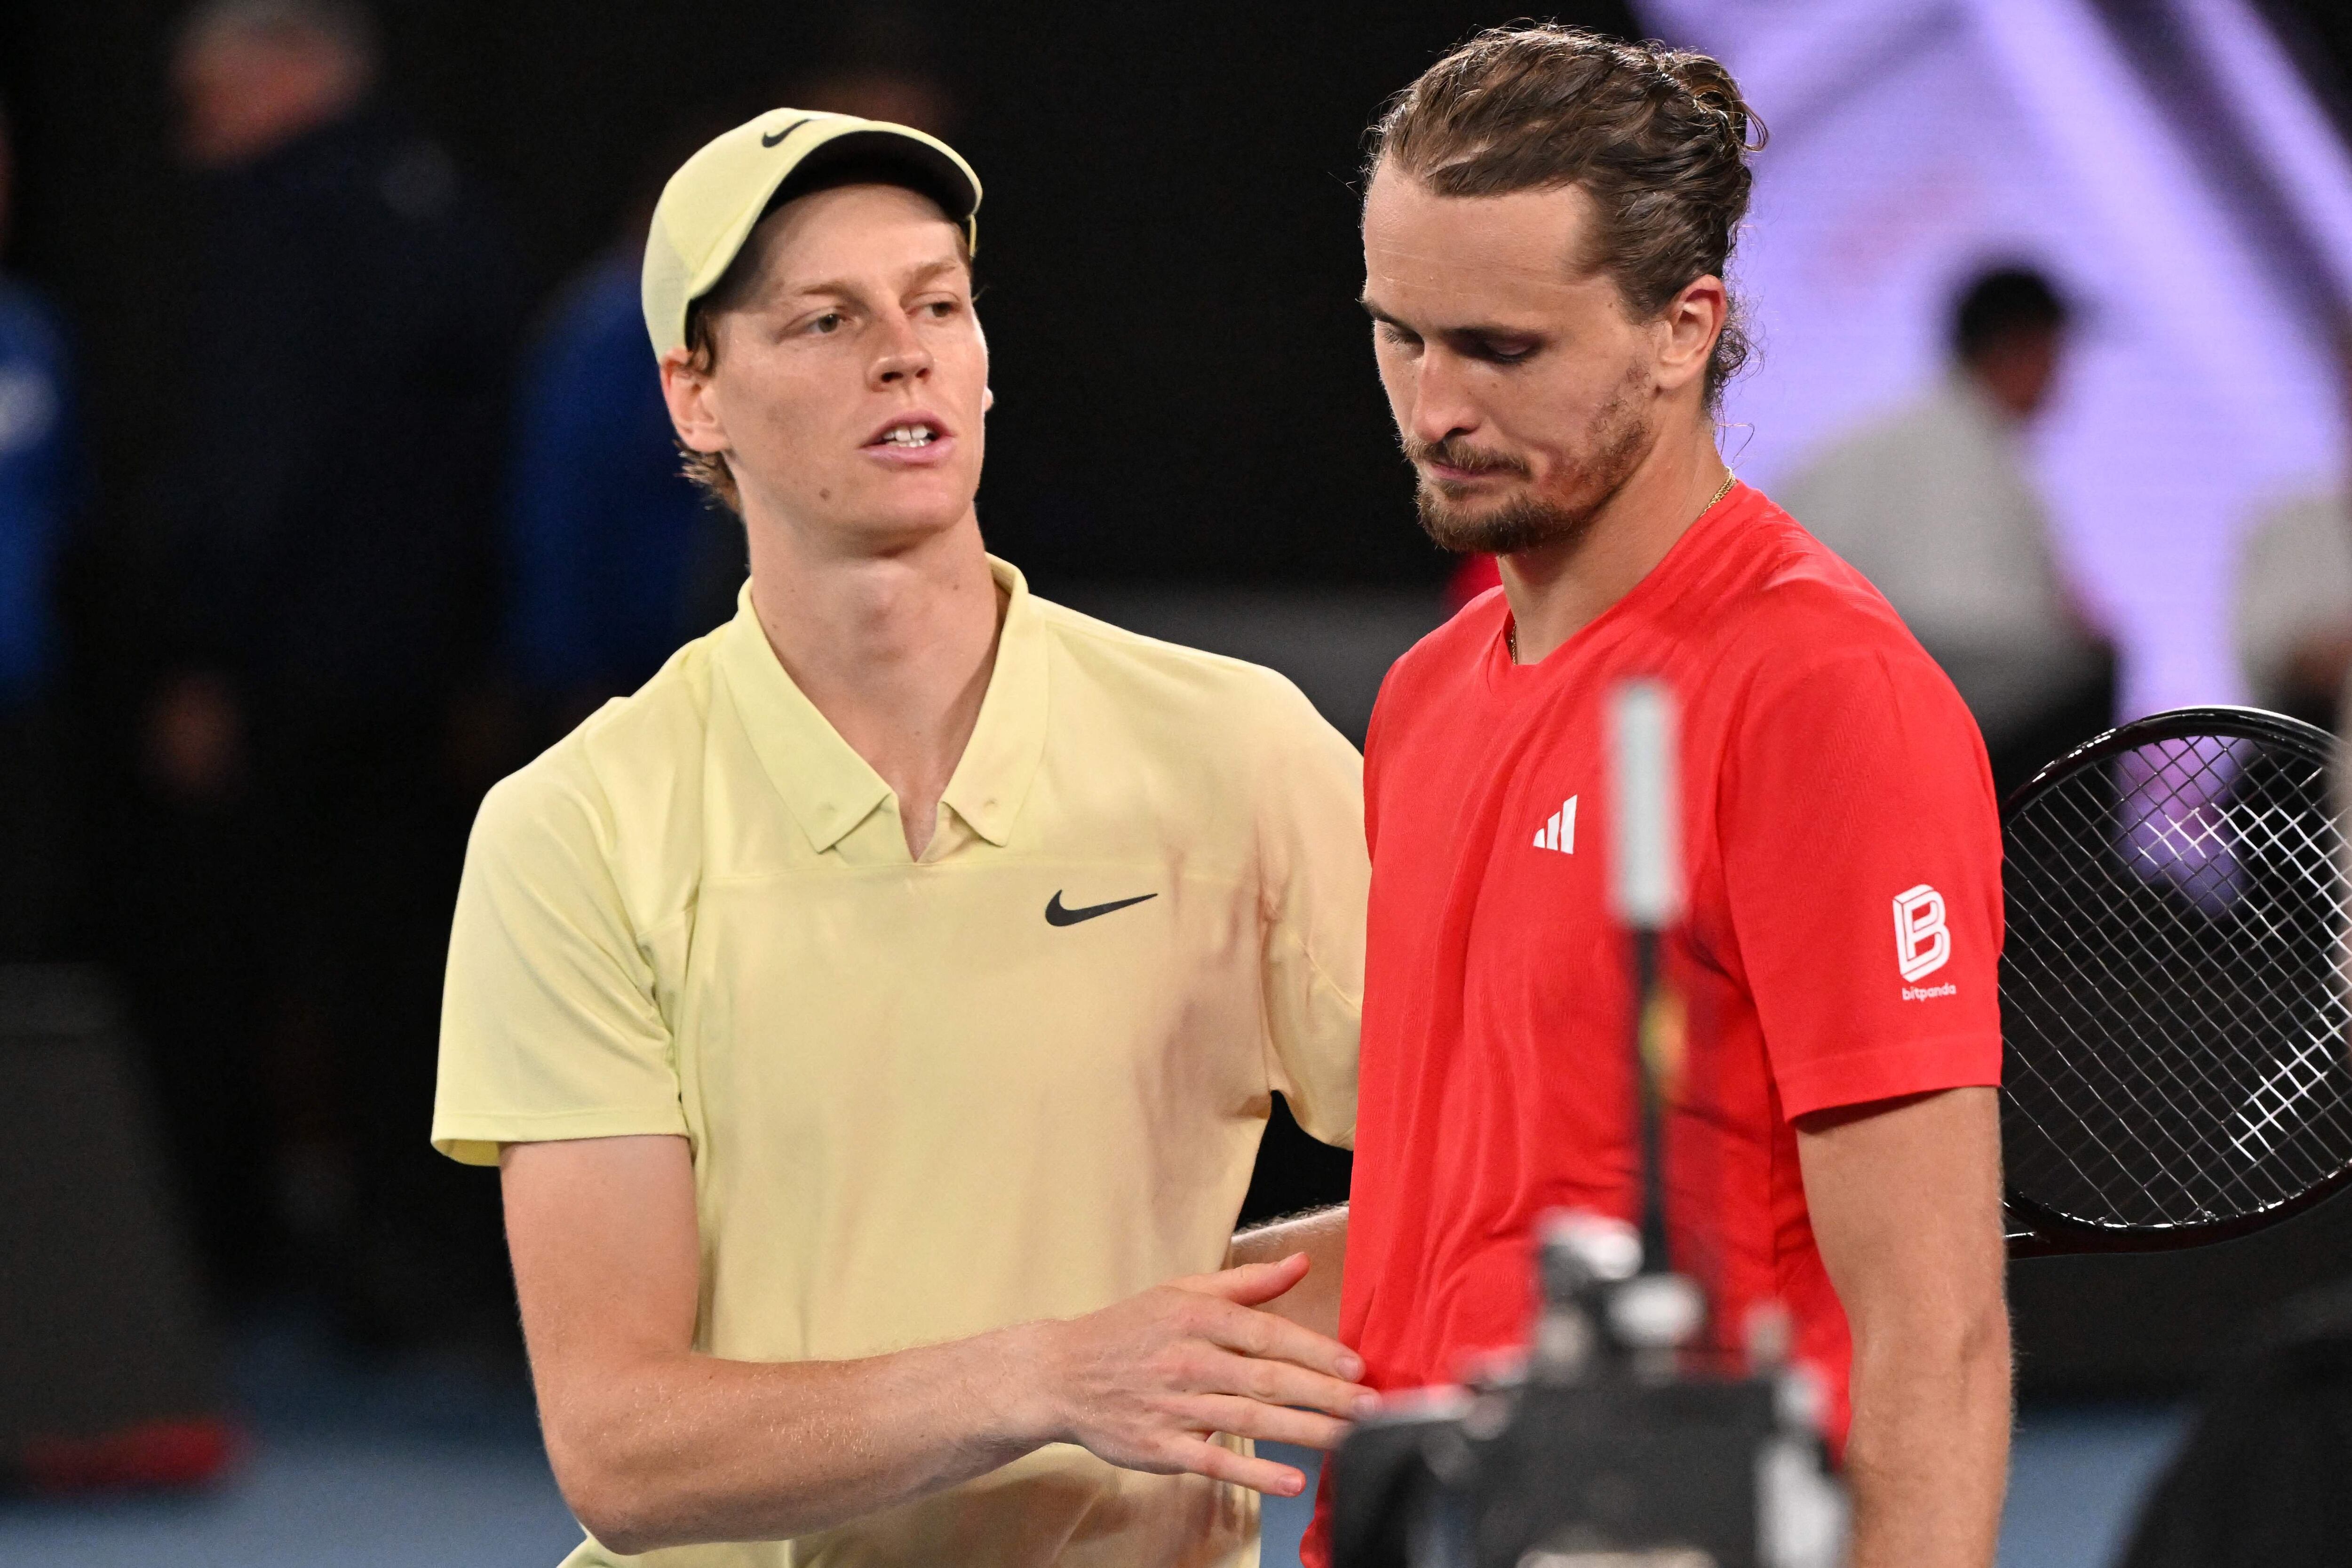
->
xmin=1327 ymin=681 xmax=1848 ymax=1568
xmin=1327 ymin=1210 xmax=1845 ymax=1568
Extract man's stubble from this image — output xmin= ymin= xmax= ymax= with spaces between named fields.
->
xmin=1410 ymin=360 xmax=1653 ymax=558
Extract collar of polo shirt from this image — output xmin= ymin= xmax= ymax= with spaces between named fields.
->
xmin=713 ymin=557 xmax=1048 ymax=854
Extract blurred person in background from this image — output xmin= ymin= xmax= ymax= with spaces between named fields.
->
xmin=0 ymin=98 xmax=84 ymax=961
xmin=782 ymin=2 xmax=959 ymax=136
xmin=1780 ymin=265 xmax=2113 ymax=799
xmin=2233 ymin=325 xmax=2352 ymax=732
xmin=502 ymin=126 xmax=729 ymax=741
xmin=128 ymin=0 xmax=524 ymax=1344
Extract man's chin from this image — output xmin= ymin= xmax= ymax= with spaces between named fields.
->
xmin=762 ymin=479 xmax=978 ymax=550
xmin=851 ymin=501 xmax=977 ymax=546
xmin=1416 ymin=486 xmax=1589 ymax=557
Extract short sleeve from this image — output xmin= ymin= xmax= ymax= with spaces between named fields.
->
xmin=1255 ymin=677 xmax=1368 ymax=1150
xmin=431 ymin=754 xmax=687 ymax=1165
xmin=1718 ymin=646 xmax=2005 ymax=1120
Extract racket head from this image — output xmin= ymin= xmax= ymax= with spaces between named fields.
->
xmin=2000 ymin=705 xmax=2352 ymax=1255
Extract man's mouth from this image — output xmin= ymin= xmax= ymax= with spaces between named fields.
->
xmin=871 ymin=420 xmax=943 ymax=449
xmin=1408 ymin=438 xmax=1526 ymax=482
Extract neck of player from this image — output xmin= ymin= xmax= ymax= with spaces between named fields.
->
xmin=1499 ymin=421 xmax=1731 ymax=666
xmin=744 ymin=500 xmax=1004 ymax=860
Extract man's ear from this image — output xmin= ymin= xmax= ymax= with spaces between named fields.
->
xmin=1654 ymin=273 xmax=1728 ymax=396
xmin=659 ymin=347 xmax=730 ymax=455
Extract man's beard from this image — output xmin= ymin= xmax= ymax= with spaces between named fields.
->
xmin=1407 ymin=374 xmax=1653 ymax=557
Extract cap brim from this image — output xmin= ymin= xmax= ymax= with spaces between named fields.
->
xmin=771 ymin=128 xmax=979 ymax=235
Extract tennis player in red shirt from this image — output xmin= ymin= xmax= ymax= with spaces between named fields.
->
xmin=1303 ymin=27 xmax=2011 ymax=1568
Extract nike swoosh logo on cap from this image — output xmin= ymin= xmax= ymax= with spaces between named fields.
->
xmin=762 ymin=118 xmax=815 ymax=148
xmin=1044 ymin=891 xmax=1157 ymax=927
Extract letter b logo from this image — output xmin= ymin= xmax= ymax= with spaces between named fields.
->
xmin=1892 ymin=883 xmax=1950 ymax=982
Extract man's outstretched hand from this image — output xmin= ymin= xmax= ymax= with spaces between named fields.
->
xmin=1012 ymin=1252 xmax=1373 ymax=1498
xmin=508 ymin=1138 xmax=1370 ymax=1549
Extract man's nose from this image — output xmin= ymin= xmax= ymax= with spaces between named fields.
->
xmin=1409 ymin=352 xmax=1478 ymax=447
xmin=872 ymin=316 xmax=934 ymax=388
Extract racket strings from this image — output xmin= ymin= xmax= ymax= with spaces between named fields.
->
xmin=2002 ymin=733 xmax=2352 ymax=1233
xmin=2014 ymin=779 xmax=2352 ymax=1223
xmin=2010 ymin=747 xmax=2352 ymax=1222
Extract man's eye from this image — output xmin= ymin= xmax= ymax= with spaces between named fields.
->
xmin=808 ymin=312 xmax=845 ymax=335
xmin=924 ymin=299 xmax=959 ymax=318
xmin=1375 ymin=323 xmax=1422 ymax=351
xmin=1474 ymin=340 xmax=1536 ymax=364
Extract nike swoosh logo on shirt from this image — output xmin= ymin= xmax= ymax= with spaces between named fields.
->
xmin=1044 ymin=891 xmax=1157 ymax=927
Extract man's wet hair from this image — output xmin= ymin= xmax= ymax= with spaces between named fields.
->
xmin=1367 ymin=24 xmax=1767 ymax=413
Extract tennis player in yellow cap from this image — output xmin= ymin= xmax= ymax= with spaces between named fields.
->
xmin=431 ymin=111 xmax=1367 ymax=1567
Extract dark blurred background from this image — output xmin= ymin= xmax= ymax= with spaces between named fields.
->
xmin=9 ymin=3 xmax=2352 ymax=1565
xmin=0 ymin=0 xmax=1582 ymax=601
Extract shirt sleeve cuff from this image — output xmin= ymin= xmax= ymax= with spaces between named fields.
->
xmin=1772 ymin=1032 xmax=2003 ymax=1122
xmin=430 ymin=1105 xmax=691 ymax=1166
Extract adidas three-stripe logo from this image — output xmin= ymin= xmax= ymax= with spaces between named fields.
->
xmin=1533 ymin=796 xmax=1578 ymax=853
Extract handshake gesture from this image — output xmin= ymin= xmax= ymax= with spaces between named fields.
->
xmin=1014 ymin=1251 xmax=1373 ymax=1498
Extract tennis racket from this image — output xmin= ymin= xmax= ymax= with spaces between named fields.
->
xmin=2001 ymin=705 xmax=2352 ymax=1257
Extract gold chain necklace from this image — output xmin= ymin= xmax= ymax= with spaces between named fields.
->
xmin=1505 ymin=470 xmax=1737 ymax=664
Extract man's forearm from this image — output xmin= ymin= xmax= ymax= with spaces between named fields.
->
xmin=1794 ymin=1087 xmax=2010 ymax=1568
xmin=511 ymin=1136 xmax=1371 ymax=1553
xmin=1844 ymin=1321 xmax=2011 ymax=1565
xmin=539 ymin=1257 xmax=1368 ymax=1553
xmin=1231 ymin=1204 xmax=1347 ymax=1338
xmin=546 ymin=1321 xmax=1050 ymax=1553
xmin=1840 ymin=1288 xmax=2011 ymax=1566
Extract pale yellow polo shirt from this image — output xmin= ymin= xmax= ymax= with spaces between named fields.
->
xmin=432 ymin=557 xmax=1365 ymax=1568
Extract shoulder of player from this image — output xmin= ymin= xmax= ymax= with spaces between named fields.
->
xmin=1697 ymin=510 xmax=1956 ymax=700
xmin=1700 ymin=501 xmax=1907 ymax=644
xmin=1380 ymin=588 xmax=1502 ymax=692
xmin=1026 ymin=596 xmax=1360 ymax=833
xmin=1029 ymin=593 xmax=1333 ymax=736
xmin=1353 ymin=590 xmax=1508 ymax=770
xmin=473 ymin=634 xmax=719 ymax=870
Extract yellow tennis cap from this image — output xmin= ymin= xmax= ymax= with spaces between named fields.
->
xmin=641 ymin=108 xmax=982 ymax=360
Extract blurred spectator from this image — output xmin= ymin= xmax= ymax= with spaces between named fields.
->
xmin=504 ymin=250 xmax=713 ymax=722
xmin=784 ymin=2 xmax=959 ymax=136
xmin=1780 ymin=266 xmax=2114 ymax=798
xmin=0 ymin=98 xmax=84 ymax=959
xmin=129 ymin=0 xmax=522 ymax=1345
xmin=2233 ymin=330 xmax=2352 ymax=731
xmin=502 ymin=132 xmax=728 ymax=734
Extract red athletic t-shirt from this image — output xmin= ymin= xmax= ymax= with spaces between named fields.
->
xmin=1303 ymin=484 xmax=2003 ymax=1562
